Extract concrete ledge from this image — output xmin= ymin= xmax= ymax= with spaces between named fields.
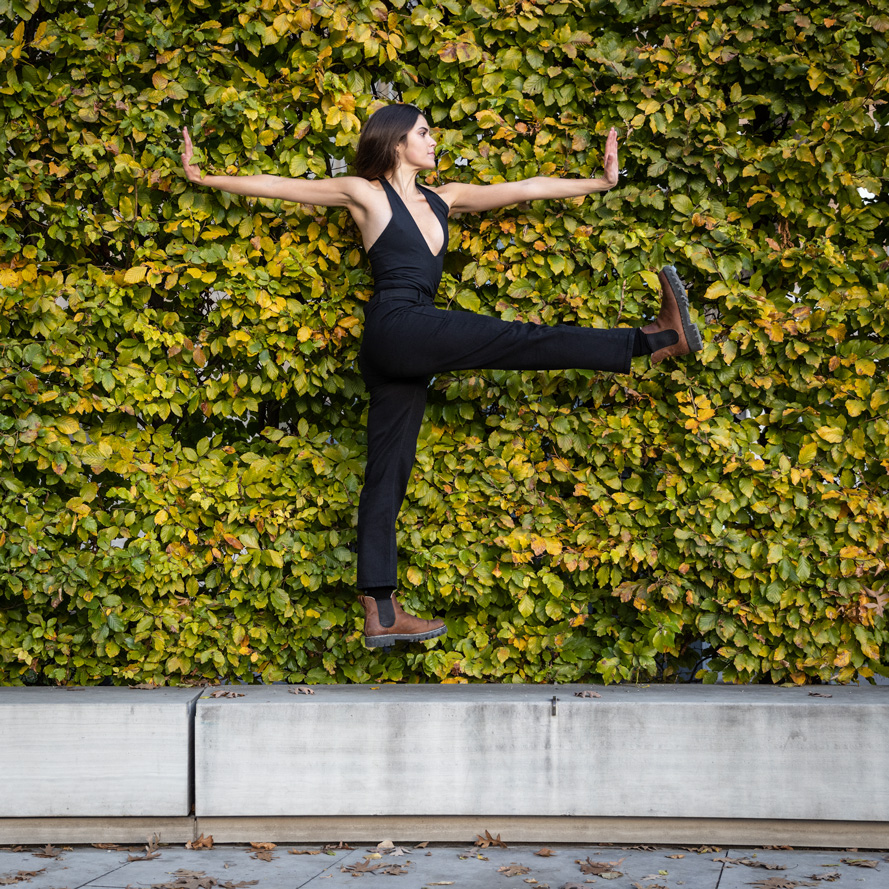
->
xmin=196 ymin=815 xmax=889 ymax=849
xmin=0 ymin=816 xmax=886 ymax=849
xmin=0 ymin=817 xmax=195 ymax=845
xmin=0 ymin=688 xmax=202 ymax=816
xmin=195 ymin=684 xmax=889 ymax=820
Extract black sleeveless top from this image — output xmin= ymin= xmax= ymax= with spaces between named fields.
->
xmin=366 ymin=177 xmax=449 ymax=298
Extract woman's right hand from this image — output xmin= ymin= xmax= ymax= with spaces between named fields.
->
xmin=180 ymin=126 xmax=204 ymax=183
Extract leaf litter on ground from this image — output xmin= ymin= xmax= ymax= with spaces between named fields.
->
xmin=577 ymin=856 xmax=625 ymax=876
xmin=714 ymin=855 xmax=786 ymax=870
xmin=474 ymin=830 xmax=507 ymax=849
xmin=0 ymin=870 xmax=46 ymax=886
xmin=128 ymin=834 xmax=162 ymax=861
xmin=498 ymin=863 xmax=531 ymax=876
xmin=31 ymin=845 xmax=61 ymax=859
xmin=124 ymin=869 xmax=257 ymax=889
xmin=747 ymin=878 xmax=817 ymax=889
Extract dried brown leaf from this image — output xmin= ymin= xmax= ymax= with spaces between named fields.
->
xmin=499 ymin=863 xmax=531 ymax=876
xmin=248 ymin=842 xmax=275 ymax=851
xmin=209 ymin=690 xmax=245 ymax=698
xmin=808 ymin=692 xmax=832 ymax=698
xmin=667 ymin=854 xmax=685 ymax=859
xmin=186 ymin=834 xmax=213 ymax=850
xmin=474 ymin=830 xmax=507 ymax=849
xmin=574 ymin=690 xmax=601 ymax=698
xmin=323 ymin=841 xmax=354 ymax=851
xmin=577 ymin=856 xmax=625 ymax=875
xmin=715 ymin=856 xmax=785 ymax=870
xmin=379 ymin=865 xmax=409 ymax=875
xmin=342 ymin=858 xmax=383 ymax=875
xmin=805 ymin=874 xmax=841 ymax=882
xmin=0 ymin=872 xmax=46 ymax=886
xmin=250 ymin=851 xmax=275 ymax=862
xmin=288 ymin=686 xmax=315 ymax=695
xmin=535 ymin=848 xmax=557 ymax=857
xmin=841 ymin=858 xmax=879 ymax=868
xmin=750 ymin=875 xmax=817 ymax=889
xmin=31 ymin=844 xmax=61 ymax=859
xmin=128 ymin=834 xmax=161 ymax=862
xmin=415 ymin=841 xmax=429 ymax=848
xmin=288 ymin=849 xmax=323 ymax=855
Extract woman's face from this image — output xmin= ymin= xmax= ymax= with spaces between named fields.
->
xmin=397 ymin=115 xmax=437 ymax=171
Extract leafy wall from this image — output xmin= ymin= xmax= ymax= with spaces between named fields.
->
xmin=1 ymin=0 xmax=887 ymax=686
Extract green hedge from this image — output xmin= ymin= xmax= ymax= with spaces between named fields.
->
xmin=1 ymin=0 xmax=887 ymax=686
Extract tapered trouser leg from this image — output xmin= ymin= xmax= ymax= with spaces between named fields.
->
xmin=356 ymin=290 xmax=635 ymax=589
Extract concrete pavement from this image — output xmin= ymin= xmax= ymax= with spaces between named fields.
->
xmin=1 ymin=840 xmax=886 ymax=889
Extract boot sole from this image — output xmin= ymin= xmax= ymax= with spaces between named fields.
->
xmin=661 ymin=266 xmax=703 ymax=353
xmin=365 ymin=625 xmax=448 ymax=648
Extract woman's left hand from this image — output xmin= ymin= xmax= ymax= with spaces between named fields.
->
xmin=602 ymin=127 xmax=619 ymax=188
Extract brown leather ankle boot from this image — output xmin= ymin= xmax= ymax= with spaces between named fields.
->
xmin=641 ymin=266 xmax=704 ymax=365
xmin=358 ymin=592 xmax=447 ymax=648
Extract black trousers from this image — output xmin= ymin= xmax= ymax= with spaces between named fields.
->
xmin=356 ymin=288 xmax=634 ymax=590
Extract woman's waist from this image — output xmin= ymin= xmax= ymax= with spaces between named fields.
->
xmin=371 ymin=287 xmax=435 ymax=304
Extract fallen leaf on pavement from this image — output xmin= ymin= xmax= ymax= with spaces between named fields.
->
xmin=474 ymin=831 xmax=507 ymax=848
xmin=578 ymin=857 xmax=625 ymax=875
xmin=128 ymin=834 xmax=161 ymax=861
xmin=208 ymin=690 xmax=245 ymax=698
xmin=808 ymin=692 xmax=832 ymax=698
xmin=684 ymin=846 xmax=721 ymax=853
xmin=288 ymin=687 xmax=315 ymax=695
xmin=805 ymin=874 xmax=840 ymax=882
xmin=748 ymin=879 xmax=816 ymax=889
xmin=499 ymin=863 xmax=531 ymax=876
xmin=536 ymin=848 xmax=557 ymax=857
xmin=288 ymin=850 xmax=323 ymax=855
xmin=574 ymin=691 xmax=601 ymax=698
xmin=130 ymin=870 xmax=258 ymax=889
xmin=249 ymin=851 xmax=275 ymax=862
xmin=415 ymin=842 xmax=429 ymax=848
xmin=324 ymin=842 xmax=354 ymax=851
xmin=667 ymin=854 xmax=685 ymax=859
xmin=714 ymin=856 xmax=786 ymax=870
xmin=248 ymin=843 xmax=275 ymax=851
xmin=31 ymin=844 xmax=61 ymax=859
xmin=841 ymin=858 xmax=879 ymax=868
xmin=380 ymin=865 xmax=409 ymax=875
xmin=342 ymin=858 xmax=385 ymax=875
xmin=186 ymin=835 xmax=213 ymax=850
xmin=0 ymin=870 xmax=46 ymax=886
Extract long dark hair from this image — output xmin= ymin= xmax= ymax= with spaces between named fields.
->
xmin=354 ymin=104 xmax=423 ymax=181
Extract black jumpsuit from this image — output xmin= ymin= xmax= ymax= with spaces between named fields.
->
xmin=356 ymin=176 xmax=634 ymax=590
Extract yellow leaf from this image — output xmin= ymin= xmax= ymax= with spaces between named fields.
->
xmin=406 ymin=565 xmax=422 ymax=586
xmin=155 ymin=509 xmax=169 ymax=525
xmin=124 ymin=265 xmax=148 ymax=284
xmin=297 ymin=326 xmax=313 ymax=342
xmin=816 ymin=426 xmax=843 ymax=443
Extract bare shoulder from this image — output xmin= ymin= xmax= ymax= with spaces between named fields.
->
xmin=426 ymin=181 xmax=460 ymax=209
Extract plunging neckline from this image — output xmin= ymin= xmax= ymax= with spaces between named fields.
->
xmin=380 ymin=178 xmax=447 ymax=257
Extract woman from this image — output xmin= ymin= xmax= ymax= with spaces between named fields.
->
xmin=180 ymin=104 xmax=703 ymax=650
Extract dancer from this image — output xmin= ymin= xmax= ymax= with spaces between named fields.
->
xmin=180 ymin=104 xmax=703 ymax=650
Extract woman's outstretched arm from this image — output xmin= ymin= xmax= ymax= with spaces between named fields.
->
xmin=439 ymin=127 xmax=620 ymax=215
xmin=180 ymin=126 xmax=371 ymax=209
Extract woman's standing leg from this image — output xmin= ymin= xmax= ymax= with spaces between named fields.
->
xmin=355 ymin=373 xmax=448 ymax=647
